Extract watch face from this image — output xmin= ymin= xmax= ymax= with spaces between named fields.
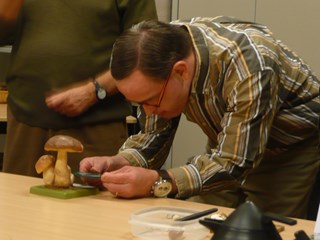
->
xmin=154 ymin=180 xmax=172 ymax=198
xmin=97 ymin=88 xmax=106 ymax=100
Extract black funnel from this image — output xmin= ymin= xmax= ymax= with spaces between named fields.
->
xmin=199 ymin=201 xmax=297 ymax=240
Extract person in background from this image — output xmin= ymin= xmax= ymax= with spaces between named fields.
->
xmin=0 ymin=0 xmax=157 ymax=177
xmin=80 ymin=17 xmax=320 ymax=219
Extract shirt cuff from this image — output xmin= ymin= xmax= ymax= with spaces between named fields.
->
xmin=118 ymin=149 xmax=148 ymax=167
xmin=169 ymin=164 xmax=202 ymax=199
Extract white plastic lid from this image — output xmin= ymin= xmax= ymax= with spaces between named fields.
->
xmin=129 ymin=206 xmax=209 ymax=240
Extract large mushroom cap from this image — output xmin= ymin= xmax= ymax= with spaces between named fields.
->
xmin=44 ymin=135 xmax=83 ymax=152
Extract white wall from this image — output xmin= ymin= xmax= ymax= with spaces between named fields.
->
xmin=155 ymin=0 xmax=172 ymax=22
xmin=256 ymin=0 xmax=320 ymax=76
xmin=174 ymin=0 xmax=320 ymax=76
xmin=176 ymin=0 xmax=255 ymax=21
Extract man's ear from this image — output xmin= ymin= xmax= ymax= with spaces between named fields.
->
xmin=171 ymin=60 xmax=188 ymax=80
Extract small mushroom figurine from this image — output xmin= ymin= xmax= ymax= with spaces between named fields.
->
xmin=35 ymin=154 xmax=55 ymax=186
xmin=39 ymin=135 xmax=84 ymax=188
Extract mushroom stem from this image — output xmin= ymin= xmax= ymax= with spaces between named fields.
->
xmin=54 ymin=150 xmax=71 ymax=188
xmin=56 ymin=150 xmax=67 ymax=164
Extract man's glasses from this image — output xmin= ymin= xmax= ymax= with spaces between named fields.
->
xmin=136 ymin=75 xmax=170 ymax=108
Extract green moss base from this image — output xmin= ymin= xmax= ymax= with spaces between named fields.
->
xmin=30 ymin=185 xmax=99 ymax=199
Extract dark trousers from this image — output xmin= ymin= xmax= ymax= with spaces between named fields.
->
xmin=188 ymin=135 xmax=320 ymax=219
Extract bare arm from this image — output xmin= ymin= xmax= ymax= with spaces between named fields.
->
xmin=95 ymin=70 xmax=118 ymax=96
xmin=46 ymin=70 xmax=119 ymax=117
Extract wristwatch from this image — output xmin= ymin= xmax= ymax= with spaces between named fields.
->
xmin=93 ymin=78 xmax=107 ymax=100
xmin=151 ymin=170 xmax=173 ymax=198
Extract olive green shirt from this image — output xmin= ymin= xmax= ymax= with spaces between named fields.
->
xmin=118 ymin=17 xmax=320 ymax=198
xmin=2 ymin=0 xmax=157 ymax=129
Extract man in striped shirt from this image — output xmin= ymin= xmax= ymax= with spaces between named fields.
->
xmin=80 ymin=17 xmax=320 ymax=218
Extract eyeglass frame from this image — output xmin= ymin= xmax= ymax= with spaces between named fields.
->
xmin=134 ymin=74 xmax=170 ymax=108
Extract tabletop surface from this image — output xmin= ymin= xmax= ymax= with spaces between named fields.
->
xmin=0 ymin=172 xmax=315 ymax=240
xmin=0 ymin=104 xmax=6 ymax=122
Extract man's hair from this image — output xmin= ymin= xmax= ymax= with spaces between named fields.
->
xmin=110 ymin=20 xmax=192 ymax=81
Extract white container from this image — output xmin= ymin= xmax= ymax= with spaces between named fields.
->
xmin=129 ymin=206 xmax=210 ymax=240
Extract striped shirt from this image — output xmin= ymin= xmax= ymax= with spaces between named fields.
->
xmin=118 ymin=17 xmax=320 ymax=198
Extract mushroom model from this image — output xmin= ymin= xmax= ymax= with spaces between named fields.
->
xmin=44 ymin=135 xmax=84 ymax=188
xmin=35 ymin=154 xmax=55 ymax=186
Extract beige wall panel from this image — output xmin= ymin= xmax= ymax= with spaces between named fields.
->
xmin=256 ymin=0 xmax=320 ymax=76
xmin=172 ymin=115 xmax=207 ymax=167
xmin=177 ymin=0 xmax=256 ymax=21
xmin=155 ymin=0 xmax=172 ymax=22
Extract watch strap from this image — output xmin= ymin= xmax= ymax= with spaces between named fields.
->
xmin=92 ymin=77 xmax=107 ymax=100
xmin=160 ymin=170 xmax=175 ymax=198
xmin=158 ymin=170 xmax=172 ymax=183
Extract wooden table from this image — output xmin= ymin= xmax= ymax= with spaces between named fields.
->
xmin=0 ymin=172 xmax=315 ymax=240
xmin=0 ymin=104 xmax=6 ymax=122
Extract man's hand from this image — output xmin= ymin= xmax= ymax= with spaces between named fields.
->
xmin=79 ymin=155 xmax=130 ymax=187
xmin=45 ymin=71 xmax=118 ymax=117
xmin=101 ymin=166 xmax=159 ymax=198
xmin=45 ymin=81 xmax=97 ymax=117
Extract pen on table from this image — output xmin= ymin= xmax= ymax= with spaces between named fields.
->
xmin=175 ymin=207 xmax=218 ymax=221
